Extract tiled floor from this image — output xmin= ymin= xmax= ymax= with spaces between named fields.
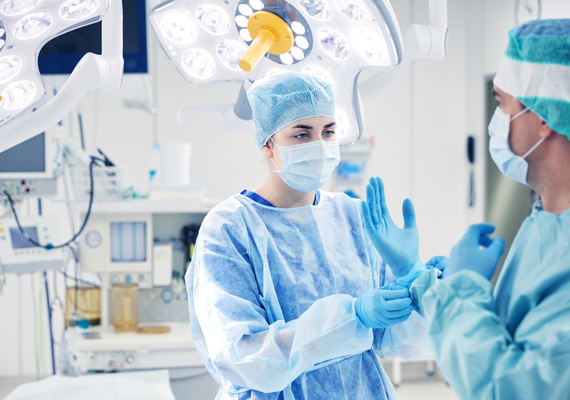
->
xmin=0 ymin=361 xmax=460 ymax=400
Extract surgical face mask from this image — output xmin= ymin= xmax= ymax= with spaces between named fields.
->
xmin=270 ymin=138 xmax=341 ymax=192
xmin=488 ymin=106 xmax=546 ymax=185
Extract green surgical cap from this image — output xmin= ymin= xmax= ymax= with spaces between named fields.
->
xmin=494 ymin=19 xmax=570 ymax=140
xmin=246 ymin=72 xmax=335 ymax=150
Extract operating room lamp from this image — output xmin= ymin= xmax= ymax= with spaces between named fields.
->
xmin=149 ymin=0 xmax=448 ymax=146
xmin=0 ymin=0 xmax=123 ymax=153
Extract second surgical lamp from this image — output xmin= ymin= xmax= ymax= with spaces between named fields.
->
xmin=150 ymin=0 xmax=448 ymax=146
xmin=0 ymin=0 xmax=123 ymax=153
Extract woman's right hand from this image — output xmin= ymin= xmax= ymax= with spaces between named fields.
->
xmin=355 ymin=283 xmax=416 ymax=329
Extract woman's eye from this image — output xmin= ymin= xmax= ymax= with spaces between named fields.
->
xmin=323 ymin=130 xmax=336 ymax=137
xmin=295 ymin=133 xmax=309 ymax=139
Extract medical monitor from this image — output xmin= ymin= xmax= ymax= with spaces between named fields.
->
xmin=0 ymin=130 xmax=61 ymax=180
xmin=38 ymin=0 xmax=148 ymax=74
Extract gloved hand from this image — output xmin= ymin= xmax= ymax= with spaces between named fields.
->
xmin=355 ymin=283 xmax=416 ymax=329
xmin=443 ymin=223 xmax=506 ymax=280
xmin=361 ymin=177 xmax=422 ymax=278
xmin=425 ymin=255 xmax=449 ymax=272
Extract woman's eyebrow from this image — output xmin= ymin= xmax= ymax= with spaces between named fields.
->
xmin=291 ymin=124 xmax=313 ymax=130
xmin=324 ymin=122 xmax=337 ymax=129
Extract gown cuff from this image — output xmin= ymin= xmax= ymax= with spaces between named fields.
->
xmin=395 ymin=261 xmax=429 ymax=287
xmin=409 ymin=268 xmax=442 ymax=316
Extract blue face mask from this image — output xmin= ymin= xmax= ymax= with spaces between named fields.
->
xmin=488 ymin=106 xmax=546 ymax=185
xmin=270 ymin=138 xmax=341 ymax=192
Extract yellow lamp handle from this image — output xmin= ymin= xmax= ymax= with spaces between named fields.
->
xmin=238 ymin=11 xmax=294 ymax=72
xmin=239 ymin=28 xmax=277 ymax=72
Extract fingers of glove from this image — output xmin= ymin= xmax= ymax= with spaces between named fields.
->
xmin=382 ymin=304 xmax=417 ymax=319
xmin=377 ymin=288 xmax=409 ymax=300
xmin=360 ymin=201 xmax=377 ymax=236
xmin=426 ymin=255 xmax=448 ymax=270
xmin=372 ymin=177 xmax=391 ymax=220
xmin=389 ymin=311 xmax=414 ymax=325
xmin=402 ymin=198 xmax=417 ymax=231
xmin=480 ymin=235 xmax=494 ymax=248
xmin=380 ymin=296 xmax=413 ymax=311
xmin=366 ymin=183 xmax=380 ymax=227
xmin=482 ymin=237 xmax=506 ymax=261
xmin=466 ymin=223 xmax=496 ymax=241
xmin=381 ymin=282 xmax=407 ymax=291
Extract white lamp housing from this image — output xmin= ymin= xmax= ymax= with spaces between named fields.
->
xmin=150 ymin=0 xmax=419 ymax=146
xmin=0 ymin=0 xmax=124 ymax=153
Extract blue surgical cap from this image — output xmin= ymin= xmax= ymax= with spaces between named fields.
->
xmin=494 ymin=19 xmax=570 ymax=140
xmin=246 ymin=72 xmax=335 ymax=150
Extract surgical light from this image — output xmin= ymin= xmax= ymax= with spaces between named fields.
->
xmin=353 ymin=28 xmax=385 ymax=61
xmin=318 ymin=27 xmax=350 ymax=60
xmin=13 ymin=13 xmax=53 ymax=40
xmin=160 ymin=13 xmax=196 ymax=44
xmin=59 ymin=0 xmax=99 ymax=21
xmin=149 ymin=0 xmax=449 ymax=146
xmin=1 ymin=80 xmax=37 ymax=110
xmin=333 ymin=0 xmax=368 ymax=20
xmin=196 ymin=4 xmax=231 ymax=35
xmin=181 ymin=47 xmax=216 ymax=79
xmin=0 ymin=0 xmax=123 ymax=153
xmin=299 ymin=0 xmax=331 ymax=20
xmin=0 ymin=55 xmax=23 ymax=84
xmin=0 ymin=0 xmax=41 ymax=16
xmin=249 ymin=0 xmax=262 ymax=10
xmin=295 ymin=36 xmax=309 ymax=50
xmin=217 ymin=39 xmax=247 ymax=70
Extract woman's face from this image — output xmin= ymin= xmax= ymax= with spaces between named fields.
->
xmin=262 ymin=116 xmax=336 ymax=169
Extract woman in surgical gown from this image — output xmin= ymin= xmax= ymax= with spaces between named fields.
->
xmin=186 ymin=72 xmax=430 ymax=400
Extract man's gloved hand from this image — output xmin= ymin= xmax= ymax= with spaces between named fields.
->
xmin=425 ymin=255 xmax=449 ymax=272
xmin=360 ymin=177 xmax=422 ymax=278
xmin=355 ymin=283 xmax=416 ymax=329
xmin=443 ymin=223 xmax=506 ymax=280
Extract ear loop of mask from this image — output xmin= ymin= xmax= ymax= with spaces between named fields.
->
xmin=510 ymin=107 xmax=547 ymax=159
xmin=269 ymin=138 xmax=282 ymax=173
xmin=510 ymin=107 xmax=529 ymax=121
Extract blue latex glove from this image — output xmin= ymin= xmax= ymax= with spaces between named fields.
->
xmin=425 ymin=255 xmax=449 ymax=272
xmin=355 ymin=283 xmax=416 ymax=329
xmin=443 ymin=223 xmax=506 ymax=280
xmin=360 ymin=177 xmax=422 ymax=278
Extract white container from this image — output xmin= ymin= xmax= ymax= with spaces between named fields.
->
xmin=70 ymin=166 xmax=130 ymax=200
xmin=161 ymin=143 xmax=191 ymax=185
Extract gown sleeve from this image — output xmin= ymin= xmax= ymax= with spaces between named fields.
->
xmin=410 ymin=268 xmax=570 ymax=400
xmin=366 ymin=242 xmax=432 ymax=360
xmin=188 ymin=210 xmax=374 ymax=394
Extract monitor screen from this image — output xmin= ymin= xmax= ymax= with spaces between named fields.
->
xmin=10 ymin=227 xmax=40 ymax=249
xmin=0 ymin=133 xmax=45 ymax=173
xmin=38 ymin=0 xmax=148 ymax=74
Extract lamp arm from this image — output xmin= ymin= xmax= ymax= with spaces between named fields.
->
xmin=359 ymin=0 xmax=447 ymax=100
xmin=0 ymin=0 xmax=123 ymax=152
xmin=102 ymin=0 xmax=124 ymax=91
xmin=0 ymin=54 xmax=112 ymax=153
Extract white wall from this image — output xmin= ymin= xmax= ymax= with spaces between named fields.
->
xmin=3 ymin=0 xmax=570 ymax=378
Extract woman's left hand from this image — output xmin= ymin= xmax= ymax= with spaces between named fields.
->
xmin=361 ymin=177 xmax=421 ymax=278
